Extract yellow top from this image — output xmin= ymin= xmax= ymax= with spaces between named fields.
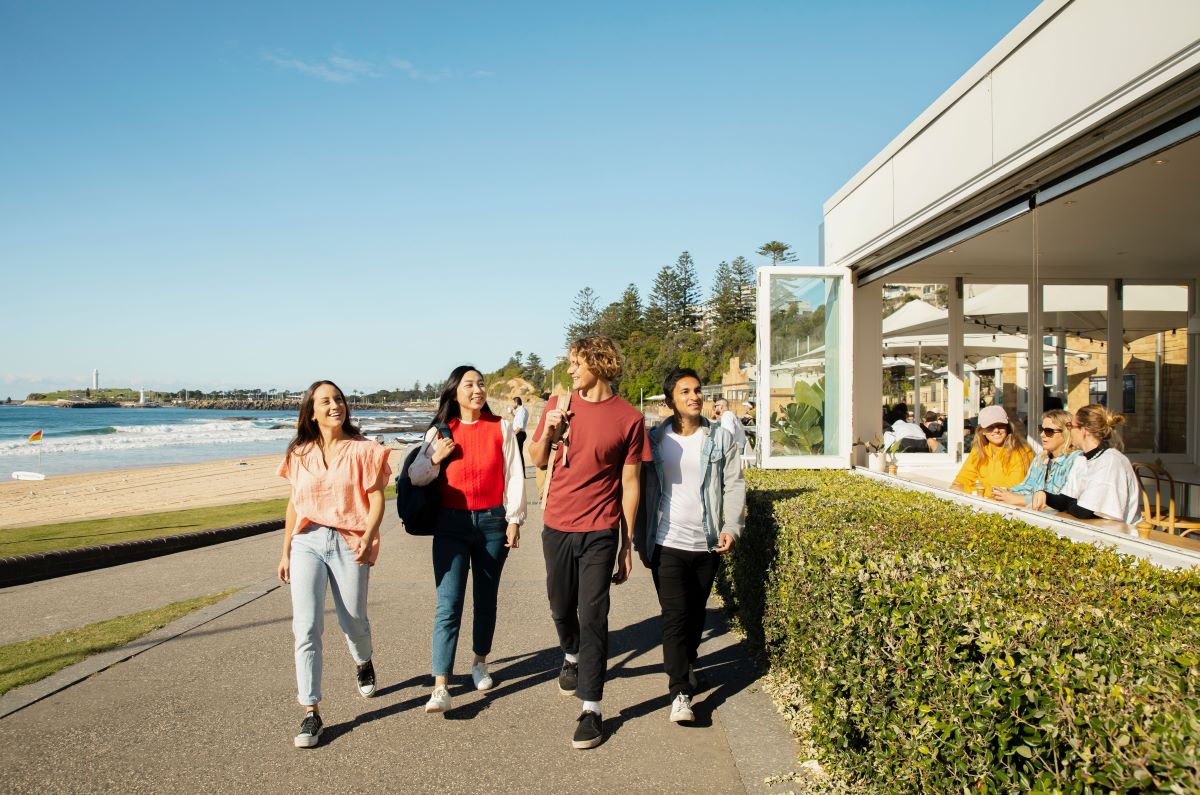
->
xmin=952 ymin=445 xmax=1033 ymax=493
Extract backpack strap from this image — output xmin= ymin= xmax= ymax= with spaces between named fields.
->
xmin=540 ymin=392 xmax=572 ymax=505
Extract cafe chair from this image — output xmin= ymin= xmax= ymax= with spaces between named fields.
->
xmin=1134 ymin=462 xmax=1200 ymax=539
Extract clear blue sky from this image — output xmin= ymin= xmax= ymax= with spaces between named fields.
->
xmin=0 ymin=0 xmax=1040 ymax=399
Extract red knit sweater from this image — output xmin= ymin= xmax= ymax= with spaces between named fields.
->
xmin=439 ymin=415 xmax=505 ymax=510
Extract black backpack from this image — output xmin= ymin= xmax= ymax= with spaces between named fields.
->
xmin=395 ymin=422 xmax=452 ymax=536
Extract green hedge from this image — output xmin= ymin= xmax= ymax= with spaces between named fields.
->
xmin=719 ymin=470 xmax=1200 ymax=793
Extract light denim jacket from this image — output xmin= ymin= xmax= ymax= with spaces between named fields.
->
xmin=633 ymin=417 xmax=747 ymax=566
xmin=1011 ymin=449 xmax=1080 ymax=503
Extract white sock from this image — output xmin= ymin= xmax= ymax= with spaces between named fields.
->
xmin=582 ymin=700 xmax=601 ymax=716
xmin=564 ymin=653 xmax=578 ymax=664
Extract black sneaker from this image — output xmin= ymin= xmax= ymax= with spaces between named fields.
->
xmin=356 ymin=659 xmax=376 ymax=697
xmin=558 ymin=660 xmax=578 ymax=695
xmin=571 ymin=710 xmax=603 ymax=749
xmin=294 ymin=711 xmax=323 ymax=748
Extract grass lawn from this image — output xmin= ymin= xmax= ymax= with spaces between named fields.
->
xmin=0 ymin=484 xmax=396 ymax=556
xmin=0 ymin=588 xmax=238 ymax=696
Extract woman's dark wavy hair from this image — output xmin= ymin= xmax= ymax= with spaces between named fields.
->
xmin=431 ymin=365 xmax=497 ymax=429
xmin=287 ymin=380 xmax=361 ymax=457
xmin=663 ymin=368 xmax=702 ymax=431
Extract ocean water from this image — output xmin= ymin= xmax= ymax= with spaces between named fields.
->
xmin=0 ymin=406 xmax=431 ymax=476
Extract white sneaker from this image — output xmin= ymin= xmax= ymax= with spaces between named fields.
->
xmin=670 ymin=693 xmax=694 ymax=724
xmin=471 ymin=661 xmax=494 ymax=691
xmin=425 ymin=685 xmax=451 ymax=713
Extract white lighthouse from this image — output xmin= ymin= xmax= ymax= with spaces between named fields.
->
xmin=92 ymin=369 xmax=99 ymax=390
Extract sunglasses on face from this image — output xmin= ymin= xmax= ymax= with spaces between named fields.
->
xmin=1039 ymin=426 xmax=1063 ymax=436
xmin=984 ymin=424 xmax=1009 ymax=432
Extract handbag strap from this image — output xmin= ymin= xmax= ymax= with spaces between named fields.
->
xmin=540 ymin=391 xmax=572 ymax=504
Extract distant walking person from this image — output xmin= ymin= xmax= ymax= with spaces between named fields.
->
xmin=410 ymin=366 xmax=526 ymax=714
xmin=529 ymin=335 xmax=650 ymax=750
xmin=511 ymin=396 xmax=529 ymax=469
xmin=711 ymin=398 xmax=747 ymax=452
xmin=277 ymin=380 xmax=392 ymax=748
xmin=637 ymin=369 xmax=745 ymax=724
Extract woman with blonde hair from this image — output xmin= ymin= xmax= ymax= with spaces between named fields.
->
xmin=1031 ymin=404 xmax=1140 ymax=523
xmin=950 ymin=405 xmax=1033 ymax=494
xmin=993 ymin=409 xmax=1079 ymax=507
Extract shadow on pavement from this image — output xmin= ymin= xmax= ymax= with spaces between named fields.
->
xmin=320 ymin=604 xmax=757 ymax=745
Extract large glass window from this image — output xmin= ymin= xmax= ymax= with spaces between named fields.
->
xmin=763 ymin=270 xmax=847 ymax=464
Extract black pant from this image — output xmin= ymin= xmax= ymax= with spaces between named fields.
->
xmin=651 ymin=545 xmax=719 ymax=697
xmin=542 ymin=526 xmax=617 ymax=701
xmin=515 ymin=430 xmax=527 ymax=469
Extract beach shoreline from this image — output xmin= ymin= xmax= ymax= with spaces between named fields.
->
xmin=0 ymin=448 xmax=405 ymax=529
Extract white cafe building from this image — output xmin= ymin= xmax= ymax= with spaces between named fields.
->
xmin=754 ymin=0 xmax=1200 ymax=567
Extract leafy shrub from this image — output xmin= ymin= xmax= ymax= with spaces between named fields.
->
xmin=719 ymin=469 xmax=1200 ymax=793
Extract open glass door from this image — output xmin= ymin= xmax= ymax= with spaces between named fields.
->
xmin=757 ymin=265 xmax=853 ymax=469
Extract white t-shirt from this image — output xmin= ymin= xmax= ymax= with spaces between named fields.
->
xmin=891 ymin=419 xmax=927 ymax=441
xmin=512 ymin=405 xmax=529 ymax=433
xmin=719 ymin=410 xmax=747 ymax=449
xmin=656 ymin=426 xmax=708 ymax=552
xmin=1062 ymin=446 xmax=1140 ymax=525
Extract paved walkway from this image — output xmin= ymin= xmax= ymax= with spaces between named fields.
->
xmin=0 ymin=481 xmax=797 ymax=794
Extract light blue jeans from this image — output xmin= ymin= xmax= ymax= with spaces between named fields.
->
xmin=290 ymin=525 xmax=373 ymax=706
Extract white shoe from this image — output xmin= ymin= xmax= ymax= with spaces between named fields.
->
xmin=670 ymin=693 xmax=694 ymax=724
xmin=471 ymin=661 xmax=494 ymax=691
xmin=425 ymin=685 xmax=451 ymax=713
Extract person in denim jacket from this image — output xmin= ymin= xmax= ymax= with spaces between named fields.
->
xmin=993 ymin=409 xmax=1079 ymax=507
xmin=634 ymin=368 xmax=746 ymax=725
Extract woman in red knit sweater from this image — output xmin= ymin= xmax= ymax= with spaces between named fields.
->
xmin=410 ymin=365 xmax=527 ymax=713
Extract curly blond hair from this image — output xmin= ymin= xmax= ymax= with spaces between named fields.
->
xmin=568 ymin=335 xmax=623 ymax=381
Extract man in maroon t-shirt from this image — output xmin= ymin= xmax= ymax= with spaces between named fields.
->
xmin=529 ymin=334 xmax=650 ymax=750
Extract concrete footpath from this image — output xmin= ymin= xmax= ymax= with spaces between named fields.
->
xmin=0 ymin=483 xmax=798 ymax=794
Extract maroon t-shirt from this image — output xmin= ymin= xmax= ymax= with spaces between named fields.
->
xmin=533 ymin=391 xmax=651 ymax=532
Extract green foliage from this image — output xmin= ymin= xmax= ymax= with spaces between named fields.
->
xmin=757 ymin=240 xmax=798 ymax=266
xmin=1 ymin=499 xmax=289 ymax=555
xmin=554 ymin=245 xmax=761 ymax=400
xmin=565 ymin=286 xmax=600 ymax=345
xmin=0 ymin=588 xmax=238 ymax=695
xmin=719 ymin=470 xmax=1200 ymax=793
xmin=771 ymin=378 xmax=825 ymax=454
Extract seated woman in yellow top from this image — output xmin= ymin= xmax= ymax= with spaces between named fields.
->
xmin=951 ymin=405 xmax=1033 ymax=494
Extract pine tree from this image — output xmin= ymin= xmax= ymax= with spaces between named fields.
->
xmin=597 ymin=283 xmax=643 ymax=341
xmin=756 ymin=240 xmax=797 ymax=266
xmin=646 ymin=265 xmax=676 ymax=334
xmin=709 ymin=260 xmax=740 ymax=327
xmin=730 ymin=255 xmax=756 ymax=322
xmin=673 ymin=251 xmax=700 ymax=331
xmin=524 ymin=352 xmax=544 ymax=388
xmin=565 ymin=286 xmax=600 ymax=344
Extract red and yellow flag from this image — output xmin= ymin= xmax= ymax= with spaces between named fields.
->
xmin=27 ymin=430 xmax=43 ymax=443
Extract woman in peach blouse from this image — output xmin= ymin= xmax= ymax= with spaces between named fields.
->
xmin=276 ymin=380 xmax=392 ymax=749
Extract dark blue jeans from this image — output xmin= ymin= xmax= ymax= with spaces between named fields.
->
xmin=431 ymin=506 xmax=510 ymax=677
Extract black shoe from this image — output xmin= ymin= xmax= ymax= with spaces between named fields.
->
xmin=294 ymin=711 xmax=323 ymax=748
xmin=572 ymin=710 xmax=603 ymax=749
xmin=356 ymin=659 xmax=376 ymax=697
xmin=687 ymin=665 xmax=708 ymax=693
xmin=558 ymin=660 xmax=578 ymax=695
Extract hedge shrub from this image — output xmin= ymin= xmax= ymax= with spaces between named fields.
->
xmin=719 ymin=469 xmax=1200 ymax=793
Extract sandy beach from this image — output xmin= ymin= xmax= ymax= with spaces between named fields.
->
xmin=0 ymin=448 xmax=405 ymax=529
